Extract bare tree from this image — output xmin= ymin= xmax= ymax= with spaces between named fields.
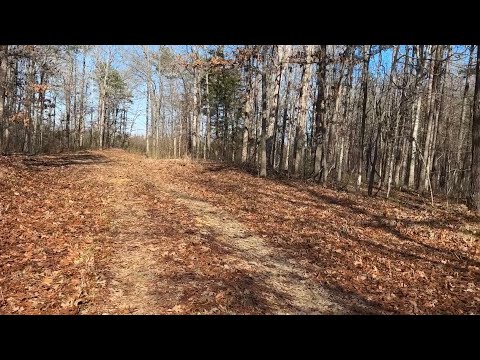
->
xmin=469 ymin=45 xmax=480 ymax=211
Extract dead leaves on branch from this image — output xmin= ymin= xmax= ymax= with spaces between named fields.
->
xmin=178 ymin=53 xmax=234 ymax=71
xmin=31 ymin=83 xmax=48 ymax=93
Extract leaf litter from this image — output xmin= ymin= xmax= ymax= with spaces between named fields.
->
xmin=1 ymin=149 xmax=479 ymax=314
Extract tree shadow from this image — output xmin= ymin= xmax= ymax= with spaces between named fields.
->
xmin=22 ymin=152 xmax=110 ymax=168
xmin=145 ymin=188 xmax=389 ymax=314
xmin=283 ymin=182 xmax=480 ymax=270
xmin=154 ymin=269 xmax=289 ymax=314
xmin=202 ymin=161 xmax=258 ymax=176
xmin=152 ymin=232 xmax=383 ymax=314
xmin=167 ymin=163 xmax=480 ymax=314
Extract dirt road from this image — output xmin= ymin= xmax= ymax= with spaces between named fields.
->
xmin=83 ymin=150 xmax=350 ymax=314
xmin=2 ymin=149 xmax=478 ymax=315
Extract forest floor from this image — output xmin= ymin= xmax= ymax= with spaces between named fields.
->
xmin=1 ymin=149 xmax=479 ymax=314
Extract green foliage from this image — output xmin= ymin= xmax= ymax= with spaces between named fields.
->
xmin=105 ymin=69 xmax=127 ymax=98
xmin=200 ymin=50 xmax=243 ymax=140
xmin=96 ymin=64 xmax=132 ymax=108
xmin=153 ymin=46 xmax=177 ymax=79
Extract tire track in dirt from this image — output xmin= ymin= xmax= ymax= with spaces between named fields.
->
xmin=98 ymin=177 xmax=160 ymax=314
xmin=82 ymin=156 xmax=183 ymax=314
xmin=85 ymin=150 xmax=360 ymax=314
xmin=158 ymin=183 xmax=349 ymax=314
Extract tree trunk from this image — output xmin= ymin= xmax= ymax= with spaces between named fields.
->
xmin=368 ymin=123 xmax=381 ymax=196
xmin=260 ymin=71 xmax=268 ymax=177
xmin=386 ymin=45 xmax=403 ymax=197
xmin=357 ymin=45 xmax=371 ymax=189
xmin=0 ymin=45 xmax=8 ymax=152
xmin=268 ymin=45 xmax=283 ymax=168
xmin=468 ymin=45 xmax=480 ymax=211
xmin=431 ymin=46 xmax=451 ymax=189
xmin=457 ymin=45 xmax=475 ymax=167
xmin=145 ymin=83 xmax=150 ymax=155
xmin=420 ymin=45 xmax=441 ymax=192
xmin=242 ymin=56 xmax=253 ymax=164
xmin=99 ymin=59 xmax=109 ymax=150
xmin=192 ymin=67 xmax=198 ymax=158
xmin=65 ymin=53 xmax=75 ymax=150
xmin=294 ymin=45 xmax=315 ymax=177
xmin=79 ymin=49 xmax=86 ymax=148
xmin=313 ymin=45 xmax=327 ymax=182
xmin=408 ymin=45 xmax=425 ymax=189
xmin=338 ymin=48 xmax=355 ymax=183
xmin=205 ymin=70 xmax=211 ymax=159
xmin=279 ymin=61 xmax=293 ymax=173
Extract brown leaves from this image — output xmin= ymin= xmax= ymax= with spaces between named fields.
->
xmin=0 ymin=153 xmax=106 ymax=314
xmin=42 ymin=277 xmax=53 ymax=287
xmin=168 ymin=304 xmax=184 ymax=313
xmin=156 ymin=155 xmax=480 ymax=314
xmin=3 ymin=150 xmax=479 ymax=315
xmin=31 ymin=83 xmax=48 ymax=93
xmin=210 ymin=56 xmax=230 ymax=67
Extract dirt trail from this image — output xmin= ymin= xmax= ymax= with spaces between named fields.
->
xmin=161 ymin=185 xmax=347 ymax=314
xmin=3 ymin=149 xmax=478 ymax=314
xmin=93 ymin=174 xmax=161 ymax=314
xmin=83 ymin=154 xmax=184 ymax=314
xmin=82 ymin=150 xmax=350 ymax=314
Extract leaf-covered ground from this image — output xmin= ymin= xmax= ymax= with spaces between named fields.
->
xmin=0 ymin=152 xmax=110 ymax=313
xmin=1 ymin=149 xmax=479 ymax=314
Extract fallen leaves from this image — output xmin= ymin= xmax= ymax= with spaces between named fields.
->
xmin=2 ymin=149 xmax=479 ymax=315
xmin=168 ymin=304 xmax=184 ymax=313
xmin=151 ymin=152 xmax=480 ymax=314
xmin=42 ymin=277 xmax=53 ymax=286
xmin=0 ymin=152 xmax=108 ymax=314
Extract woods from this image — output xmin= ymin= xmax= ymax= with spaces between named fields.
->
xmin=1 ymin=45 xmax=479 ymax=207
xmin=1 ymin=44 xmax=480 ymax=315
xmin=0 ymin=46 xmax=132 ymax=154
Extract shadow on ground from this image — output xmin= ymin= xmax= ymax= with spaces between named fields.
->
xmin=158 ymin=158 xmax=480 ymax=314
xmin=22 ymin=152 xmax=110 ymax=168
xmin=152 ymin=225 xmax=381 ymax=314
xmin=148 ymin=182 xmax=387 ymax=314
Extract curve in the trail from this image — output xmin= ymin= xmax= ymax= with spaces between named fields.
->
xmin=84 ymin=150 xmax=363 ymax=314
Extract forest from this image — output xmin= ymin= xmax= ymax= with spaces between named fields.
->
xmin=0 ymin=45 xmax=479 ymax=314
